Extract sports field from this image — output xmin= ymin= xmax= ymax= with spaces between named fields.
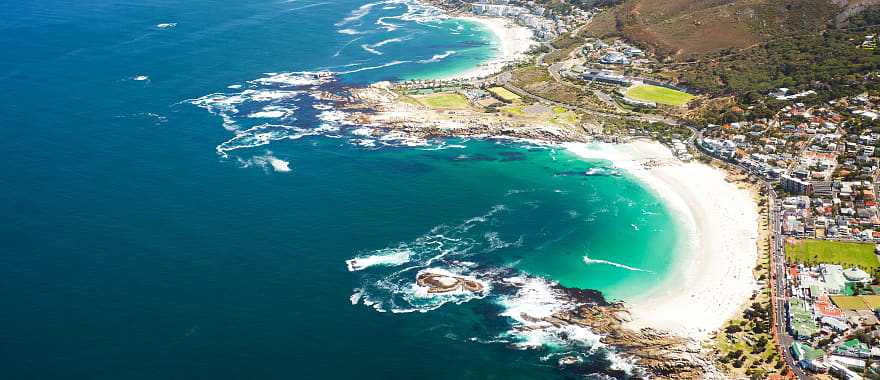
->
xmin=830 ymin=295 xmax=880 ymax=311
xmin=488 ymin=87 xmax=521 ymax=102
xmin=625 ymin=84 xmax=694 ymax=106
xmin=416 ymin=93 xmax=470 ymax=109
xmin=785 ymin=239 xmax=880 ymax=271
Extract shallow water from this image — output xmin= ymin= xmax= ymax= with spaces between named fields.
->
xmin=1 ymin=1 xmax=681 ymax=378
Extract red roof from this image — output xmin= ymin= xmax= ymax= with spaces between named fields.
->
xmin=815 ymin=295 xmax=844 ymax=318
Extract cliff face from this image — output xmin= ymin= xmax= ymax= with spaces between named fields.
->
xmin=585 ymin=0 xmax=842 ymax=60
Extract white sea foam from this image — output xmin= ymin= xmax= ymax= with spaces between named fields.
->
xmin=156 ymin=23 xmax=177 ymax=29
xmin=350 ymin=288 xmax=365 ymax=305
xmin=350 ymin=127 xmax=374 ymax=137
xmin=337 ymin=60 xmax=410 ymax=75
xmin=248 ymin=110 xmax=286 ymax=118
xmin=238 ymin=151 xmax=293 ymax=173
xmin=338 ymin=28 xmax=363 ymax=35
xmin=582 ymin=255 xmax=651 ymax=273
xmin=251 ymin=71 xmax=331 ymax=87
xmin=376 ymin=17 xmax=402 ymax=31
xmin=419 ymin=50 xmax=456 ymax=63
xmin=360 ymin=37 xmax=405 ymax=56
xmin=216 ymin=124 xmax=315 ymax=156
xmin=354 ymin=139 xmax=377 ymax=147
xmin=227 ymin=84 xmax=243 ymax=89
xmin=346 ymin=248 xmax=412 ymax=272
xmin=334 ymin=36 xmax=364 ymax=57
xmin=336 ymin=2 xmax=378 ymax=26
xmin=133 ymin=75 xmax=149 ymax=81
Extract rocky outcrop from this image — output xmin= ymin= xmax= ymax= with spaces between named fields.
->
xmin=417 ymin=272 xmax=485 ymax=293
xmin=550 ymin=302 xmax=722 ymax=380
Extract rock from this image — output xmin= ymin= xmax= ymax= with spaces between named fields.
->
xmin=416 ymin=272 xmax=485 ymax=294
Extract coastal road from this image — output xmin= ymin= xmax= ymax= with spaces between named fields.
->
xmin=691 ymin=137 xmax=806 ymax=379
xmin=768 ymin=192 xmax=808 ymax=379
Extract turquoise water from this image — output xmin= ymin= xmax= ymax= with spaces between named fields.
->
xmin=1 ymin=1 xmax=680 ymax=378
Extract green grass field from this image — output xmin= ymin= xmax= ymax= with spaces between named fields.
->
xmin=625 ymin=84 xmax=694 ymax=106
xmin=416 ymin=93 xmax=469 ymax=109
xmin=830 ymin=296 xmax=870 ymax=310
xmin=785 ymin=239 xmax=880 ymax=271
xmin=501 ymin=106 xmax=524 ymax=116
xmin=488 ymin=87 xmax=521 ymax=102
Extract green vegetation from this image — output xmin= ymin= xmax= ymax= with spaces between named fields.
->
xmin=601 ymin=118 xmax=693 ymax=143
xmin=501 ymin=106 xmax=524 ymax=116
xmin=785 ymin=239 xmax=880 ymax=272
xmin=716 ymin=277 xmax=783 ymax=376
xmin=625 ymin=85 xmax=694 ymax=106
xmin=509 ymin=65 xmax=608 ymax=111
xmin=416 ymin=93 xmax=470 ymax=109
xmin=488 ymin=87 xmax=521 ymax=102
xmin=679 ymin=30 xmax=880 ymax=104
xmin=551 ymin=110 xmax=579 ymax=125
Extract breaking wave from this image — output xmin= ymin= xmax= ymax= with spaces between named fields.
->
xmin=582 ymin=255 xmax=652 ymax=273
xmin=238 ymin=151 xmax=293 ymax=173
xmin=419 ymin=50 xmax=455 ymax=63
xmin=347 ymin=205 xmax=511 ymax=313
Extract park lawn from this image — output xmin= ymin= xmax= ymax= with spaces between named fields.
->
xmin=625 ymin=84 xmax=694 ymax=106
xmin=501 ymin=106 xmax=524 ymax=116
xmin=785 ymin=239 xmax=880 ymax=271
xmin=416 ymin=93 xmax=470 ymax=109
xmin=488 ymin=86 xmax=521 ymax=102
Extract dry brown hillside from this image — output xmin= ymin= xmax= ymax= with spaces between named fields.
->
xmin=586 ymin=0 xmax=843 ymax=60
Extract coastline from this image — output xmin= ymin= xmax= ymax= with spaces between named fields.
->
xmin=565 ymin=140 xmax=760 ymax=342
xmin=341 ymin=0 xmax=763 ymax=368
xmin=448 ymin=15 xmax=536 ymax=79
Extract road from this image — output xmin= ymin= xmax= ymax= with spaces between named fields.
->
xmin=496 ymin=75 xmax=682 ymax=126
xmin=692 ymin=133 xmax=807 ymax=379
xmin=769 ymin=190 xmax=808 ymax=379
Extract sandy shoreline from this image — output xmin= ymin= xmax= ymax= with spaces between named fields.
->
xmin=446 ymin=15 xmax=536 ymax=79
xmin=565 ymin=140 xmax=759 ymax=342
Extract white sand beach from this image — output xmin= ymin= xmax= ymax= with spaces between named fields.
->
xmin=565 ymin=140 xmax=759 ymax=342
xmin=449 ymin=16 xmax=536 ymax=79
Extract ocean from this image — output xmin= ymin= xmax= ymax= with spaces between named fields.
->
xmin=1 ymin=1 xmax=681 ymax=378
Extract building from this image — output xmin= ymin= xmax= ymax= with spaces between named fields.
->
xmin=843 ymin=268 xmax=871 ymax=284
xmin=782 ymin=175 xmax=814 ymax=195
xmin=599 ymin=52 xmax=630 ymax=65
xmin=788 ymin=298 xmax=820 ymax=339
xmin=623 ymin=47 xmax=644 ymax=57
xmin=821 ymin=264 xmax=847 ymax=294
xmin=835 ymin=339 xmax=871 ymax=359
xmin=581 ymin=70 xmax=630 ymax=86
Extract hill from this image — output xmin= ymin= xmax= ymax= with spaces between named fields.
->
xmin=586 ymin=0 xmax=841 ymax=60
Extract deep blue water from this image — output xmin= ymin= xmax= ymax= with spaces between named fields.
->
xmin=1 ymin=1 xmax=680 ymax=379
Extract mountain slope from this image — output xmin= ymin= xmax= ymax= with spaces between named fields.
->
xmin=586 ymin=0 xmax=841 ymax=59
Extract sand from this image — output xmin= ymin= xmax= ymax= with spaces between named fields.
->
xmin=564 ymin=140 xmax=760 ymax=342
xmin=448 ymin=16 xmax=537 ymax=79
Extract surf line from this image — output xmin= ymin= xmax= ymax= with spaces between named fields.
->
xmin=583 ymin=255 xmax=652 ymax=273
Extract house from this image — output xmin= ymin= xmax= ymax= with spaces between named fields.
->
xmin=623 ymin=47 xmax=644 ymax=57
xmin=835 ymin=339 xmax=871 ymax=359
xmin=599 ymin=52 xmax=630 ymax=65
